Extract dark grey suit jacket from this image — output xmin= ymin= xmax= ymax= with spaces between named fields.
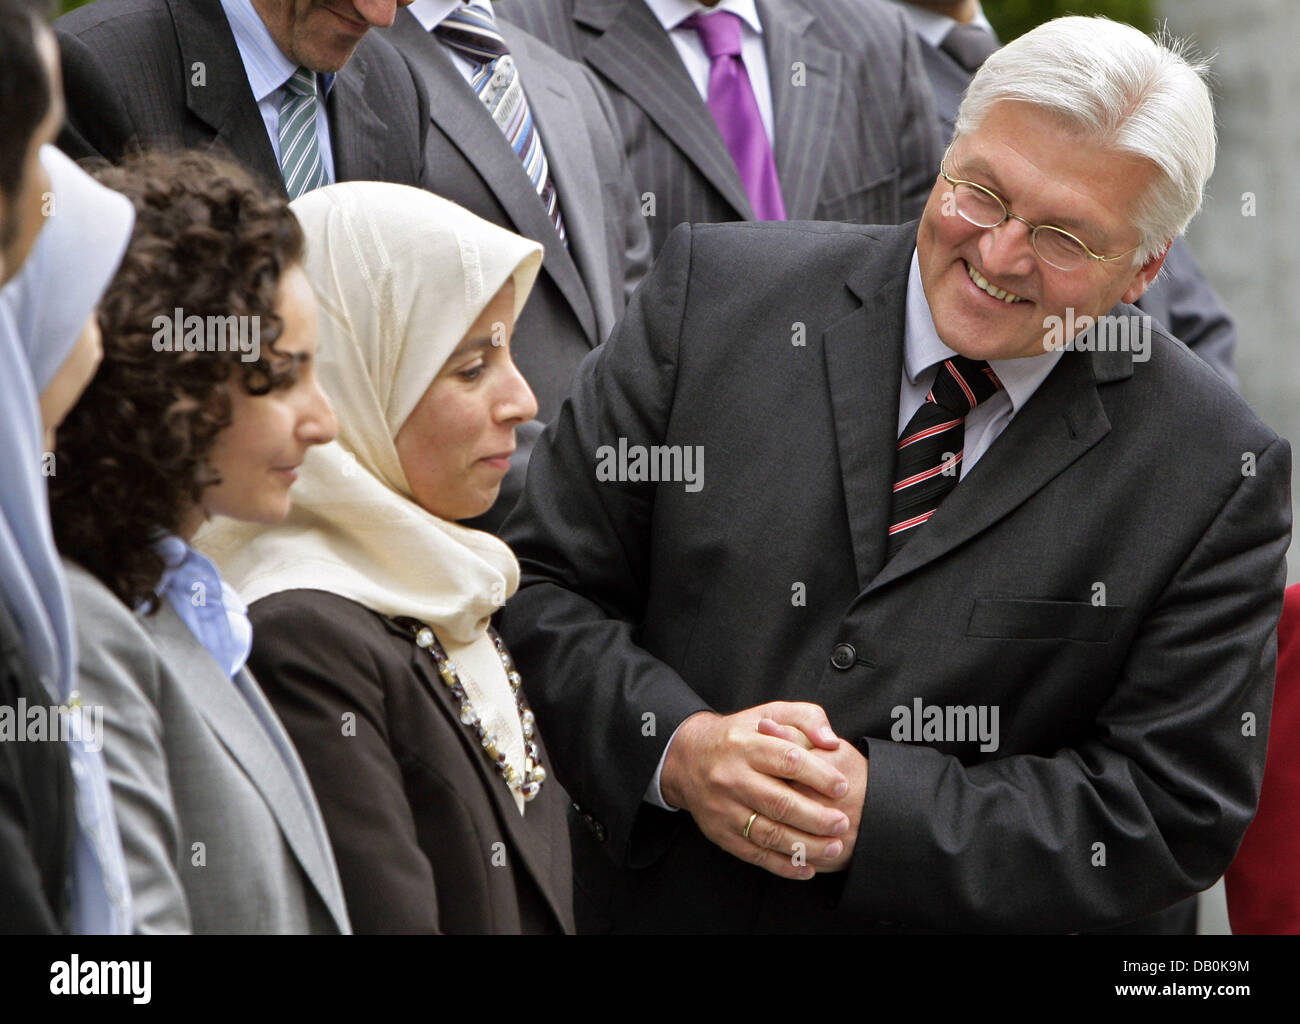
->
xmin=0 ymin=599 xmax=74 ymax=934
xmin=500 ymin=220 xmax=1291 ymax=933
xmin=383 ymin=9 xmax=651 ymax=427
xmin=907 ymin=18 xmax=1238 ymax=389
xmin=55 ymin=0 xmax=429 ymax=197
xmin=497 ymin=0 xmax=943 ymax=255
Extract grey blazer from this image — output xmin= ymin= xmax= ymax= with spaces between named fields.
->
xmin=496 ymin=0 xmax=944 ymax=255
xmin=64 ymin=560 xmax=350 ymax=935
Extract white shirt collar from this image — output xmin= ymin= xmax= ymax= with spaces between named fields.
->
xmin=904 ymin=248 xmax=1060 ymax=417
xmin=895 ymin=2 xmax=996 ymax=50
xmin=408 ymin=0 xmax=480 ymax=32
xmin=644 ymin=0 xmax=764 ymax=36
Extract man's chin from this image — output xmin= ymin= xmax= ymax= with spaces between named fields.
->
xmin=295 ymin=25 xmax=367 ymax=73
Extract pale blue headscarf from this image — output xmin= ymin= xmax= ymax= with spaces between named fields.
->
xmin=0 ymin=145 xmax=134 ymax=933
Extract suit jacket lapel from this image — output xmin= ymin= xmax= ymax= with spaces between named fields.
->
xmin=168 ymin=0 xmax=284 ymax=195
xmin=761 ymin=0 xmax=841 ymax=221
xmin=390 ymin=10 xmax=598 ymax=343
xmin=575 ymin=0 xmax=755 ymax=220
xmin=822 ymin=228 xmax=909 ymax=592
xmin=394 ymin=622 xmax=570 ymax=931
xmin=149 ymin=605 xmax=349 ymax=933
xmin=865 ymin=345 xmax=1120 ymax=595
xmin=327 ymin=44 xmax=395 ymax=185
xmin=505 ymin=23 xmax=612 ymax=343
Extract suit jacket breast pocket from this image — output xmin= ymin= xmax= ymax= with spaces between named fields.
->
xmin=967 ymin=598 xmax=1122 ymax=643
xmin=816 ymin=167 xmax=900 ymax=226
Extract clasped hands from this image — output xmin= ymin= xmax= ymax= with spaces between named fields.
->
xmin=660 ymin=702 xmax=868 ymax=880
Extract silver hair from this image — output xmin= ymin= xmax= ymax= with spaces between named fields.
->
xmin=953 ymin=16 xmax=1216 ymax=265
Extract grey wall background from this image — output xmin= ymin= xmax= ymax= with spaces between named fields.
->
xmin=1159 ymin=0 xmax=1299 ymax=933
xmin=1160 ymin=0 xmax=1299 ymax=580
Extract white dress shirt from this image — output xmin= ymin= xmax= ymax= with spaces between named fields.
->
xmin=220 ymin=0 xmax=337 ymax=183
xmin=644 ymin=0 xmax=775 ymax=145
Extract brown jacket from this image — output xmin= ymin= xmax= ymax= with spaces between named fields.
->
xmin=247 ymin=589 xmax=574 ymax=934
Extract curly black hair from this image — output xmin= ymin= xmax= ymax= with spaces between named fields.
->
xmin=50 ymin=149 xmax=306 ymax=612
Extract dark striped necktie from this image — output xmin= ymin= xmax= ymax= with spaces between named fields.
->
xmin=434 ymin=2 xmax=567 ymax=244
xmin=888 ymin=355 xmax=1003 ymax=557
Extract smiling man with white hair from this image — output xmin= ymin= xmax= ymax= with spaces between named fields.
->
xmin=499 ymin=15 xmax=1292 ymax=933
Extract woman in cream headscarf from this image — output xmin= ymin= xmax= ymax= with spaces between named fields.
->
xmin=199 ymin=182 xmax=574 ymax=934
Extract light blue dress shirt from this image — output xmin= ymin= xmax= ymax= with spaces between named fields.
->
xmin=219 ymin=0 xmax=337 ymax=184
xmin=152 ymin=535 xmax=253 ymax=680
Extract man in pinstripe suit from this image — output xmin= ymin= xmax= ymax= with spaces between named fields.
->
xmin=497 ymin=0 xmax=944 ymax=255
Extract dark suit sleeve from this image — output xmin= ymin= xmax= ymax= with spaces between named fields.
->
xmin=841 ymin=437 xmax=1291 ymax=932
xmin=0 ymin=755 xmax=61 ymax=933
xmin=1135 ymin=237 xmax=1238 ymax=389
xmin=0 ymin=666 xmax=62 ymax=933
xmin=54 ymin=29 xmax=137 ymax=164
xmin=500 ymin=224 xmax=712 ymax=864
xmin=247 ymin=594 xmax=441 ymax=934
xmin=890 ymin=9 xmax=944 ymax=221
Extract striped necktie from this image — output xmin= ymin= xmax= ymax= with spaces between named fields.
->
xmin=277 ymin=67 xmax=329 ymax=199
xmin=434 ymin=2 xmax=567 ymax=243
xmin=888 ymin=355 xmax=1003 ymax=556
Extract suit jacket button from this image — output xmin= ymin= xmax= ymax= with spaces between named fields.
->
xmin=830 ymin=643 xmax=856 ymax=670
xmin=594 ymin=822 xmax=607 ymax=842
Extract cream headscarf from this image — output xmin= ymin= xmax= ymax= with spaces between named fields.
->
xmin=198 ymin=182 xmax=543 ymax=810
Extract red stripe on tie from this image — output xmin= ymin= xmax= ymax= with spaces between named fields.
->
xmin=889 ymin=509 xmax=936 ymax=535
xmin=897 ymin=418 xmax=961 ymax=450
xmin=945 ymin=360 xmax=976 ymax=407
xmin=982 ymin=365 xmax=1003 ymax=390
xmin=892 ymin=451 xmax=963 ymax=492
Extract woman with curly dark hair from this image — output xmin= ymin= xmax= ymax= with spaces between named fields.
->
xmin=49 ymin=151 xmax=347 ymax=934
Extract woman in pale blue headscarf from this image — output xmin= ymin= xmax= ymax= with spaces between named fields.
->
xmin=0 ymin=145 xmax=134 ymax=933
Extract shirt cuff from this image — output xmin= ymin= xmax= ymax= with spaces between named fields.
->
xmin=643 ymin=719 xmax=690 ymax=811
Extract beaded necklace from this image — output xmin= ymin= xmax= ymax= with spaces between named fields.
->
xmin=398 ymin=618 xmax=546 ymax=802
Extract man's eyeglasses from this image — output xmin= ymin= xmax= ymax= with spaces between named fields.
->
xmin=939 ymin=147 xmax=1141 ymax=272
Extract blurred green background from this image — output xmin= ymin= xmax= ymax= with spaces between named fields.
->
xmin=54 ymin=0 xmax=1155 ymax=36
xmin=982 ymin=0 xmax=1153 ymax=39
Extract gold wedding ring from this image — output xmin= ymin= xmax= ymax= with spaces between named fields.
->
xmin=743 ymin=811 xmax=759 ymax=841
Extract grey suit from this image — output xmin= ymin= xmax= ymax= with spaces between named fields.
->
xmin=64 ymin=560 xmax=350 ymax=934
xmin=901 ymin=10 xmax=1238 ymax=388
xmin=384 ymin=9 xmax=651 ymax=419
xmin=496 ymin=0 xmax=944 ymax=255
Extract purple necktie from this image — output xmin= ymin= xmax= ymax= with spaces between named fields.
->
xmin=684 ymin=10 xmax=786 ymax=221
